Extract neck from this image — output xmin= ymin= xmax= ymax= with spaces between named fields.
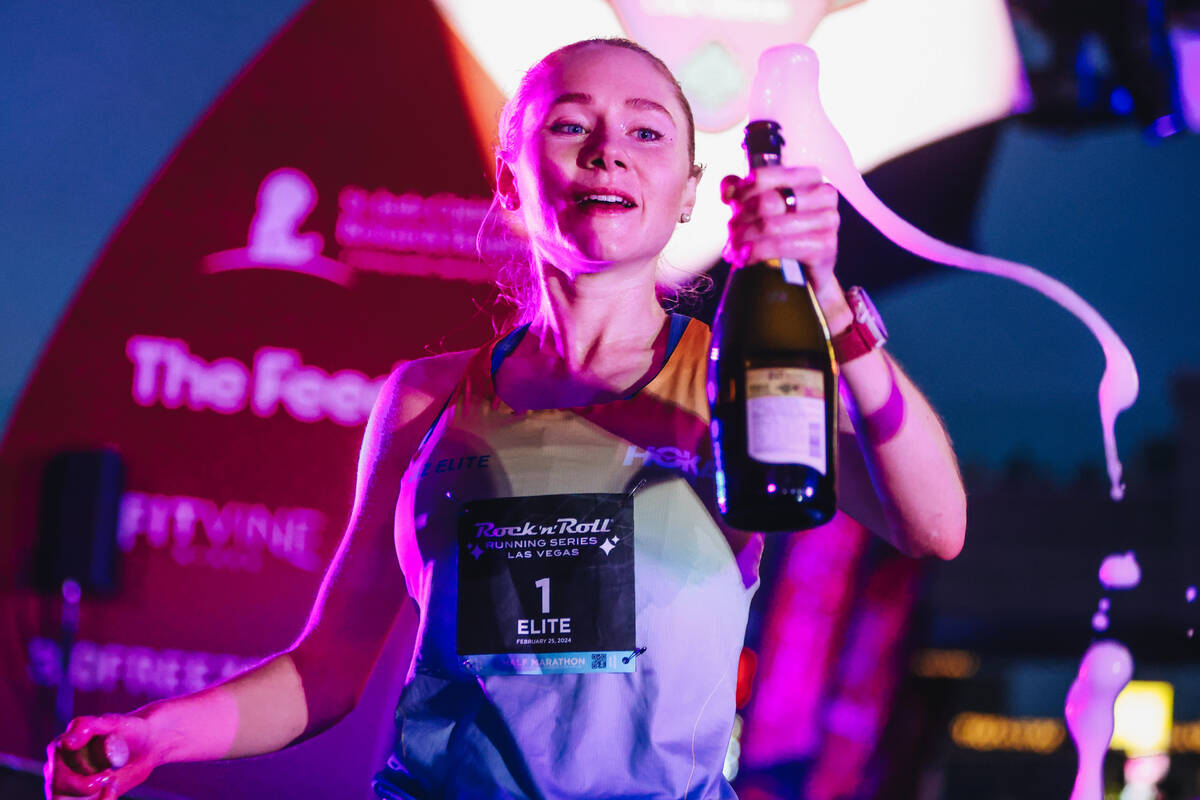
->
xmin=530 ymin=258 xmax=667 ymax=374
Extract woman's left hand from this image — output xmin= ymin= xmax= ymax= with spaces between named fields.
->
xmin=721 ymin=165 xmax=844 ymax=313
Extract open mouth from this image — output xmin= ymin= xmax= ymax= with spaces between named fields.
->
xmin=575 ymin=191 xmax=637 ymax=210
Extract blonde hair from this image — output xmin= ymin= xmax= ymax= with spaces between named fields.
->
xmin=480 ymin=38 xmax=706 ymax=326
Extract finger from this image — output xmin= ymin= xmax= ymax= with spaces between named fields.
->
xmin=52 ymin=760 xmax=109 ymax=795
xmin=47 ymin=753 xmax=113 ymax=797
xmin=49 ymin=737 xmax=90 ymax=779
xmin=750 ymin=164 xmax=824 ymax=189
xmin=731 ymin=233 xmax=839 ymax=268
xmin=62 ymin=716 xmax=122 ymax=750
xmin=727 ymin=165 xmax=824 ymax=203
xmin=48 ymin=734 xmax=112 ymax=784
xmin=61 ymin=719 xmax=97 ymax=750
xmin=730 ymin=206 xmax=839 ymax=239
xmin=735 ymin=183 xmax=839 ymax=220
xmin=720 ymin=174 xmax=744 ymax=204
xmin=83 ymin=771 xmax=113 ymax=800
xmin=724 ymin=184 xmax=840 ymax=225
xmin=744 ymin=211 xmax=840 ymax=241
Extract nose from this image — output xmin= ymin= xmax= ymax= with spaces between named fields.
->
xmin=578 ymin=126 xmax=628 ymax=171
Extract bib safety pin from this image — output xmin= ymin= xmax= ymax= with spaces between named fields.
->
xmin=622 ymin=646 xmax=647 ymax=665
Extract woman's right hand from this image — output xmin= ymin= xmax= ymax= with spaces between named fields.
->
xmin=45 ymin=714 xmax=157 ymax=800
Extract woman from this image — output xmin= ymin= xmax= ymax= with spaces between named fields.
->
xmin=46 ymin=38 xmax=965 ymax=800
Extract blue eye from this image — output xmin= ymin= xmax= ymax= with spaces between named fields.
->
xmin=633 ymin=128 xmax=662 ymax=141
xmin=552 ymin=122 xmax=586 ymax=135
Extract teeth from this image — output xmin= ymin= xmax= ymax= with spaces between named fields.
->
xmin=580 ymin=194 xmax=634 ymax=207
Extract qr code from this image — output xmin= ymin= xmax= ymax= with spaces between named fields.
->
xmin=591 ymin=653 xmax=607 ymax=670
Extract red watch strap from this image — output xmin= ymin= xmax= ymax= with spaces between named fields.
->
xmin=831 ymin=322 xmax=875 ymax=364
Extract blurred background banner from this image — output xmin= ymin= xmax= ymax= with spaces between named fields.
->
xmin=2 ymin=0 xmax=1199 ymax=798
xmin=0 ymin=0 xmax=509 ymax=793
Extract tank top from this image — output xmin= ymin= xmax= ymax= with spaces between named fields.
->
xmin=373 ymin=315 xmax=764 ymax=800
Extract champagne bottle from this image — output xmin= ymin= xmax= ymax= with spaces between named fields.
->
xmin=708 ymin=120 xmax=838 ymax=532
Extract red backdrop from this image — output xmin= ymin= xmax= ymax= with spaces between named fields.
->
xmin=0 ymin=1 xmax=510 ymax=795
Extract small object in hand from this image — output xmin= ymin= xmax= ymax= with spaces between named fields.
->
xmin=105 ymin=734 xmax=130 ymax=769
xmin=84 ymin=734 xmax=129 ymax=770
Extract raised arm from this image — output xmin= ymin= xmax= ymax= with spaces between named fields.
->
xmin=830 ymin=343 xmax=966 ymax=559
xmin=722 ymin=166 xmax=966 ymax=559
xmin=45 ymin=353 xmax=469 ymax=799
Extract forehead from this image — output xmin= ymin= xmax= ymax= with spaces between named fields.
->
xmin=528 ymin=46 xmax=681 ymax=114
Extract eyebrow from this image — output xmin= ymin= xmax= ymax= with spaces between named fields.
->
xmin=549 ymin=92 xmax=675 ymax=122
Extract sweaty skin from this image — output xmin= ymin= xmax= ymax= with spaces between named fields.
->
xmin=749 ymin=44 xmax=1139 ymax=500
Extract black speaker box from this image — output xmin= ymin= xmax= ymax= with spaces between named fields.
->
xmin=34 ymin=449 xmax=125 ymax=593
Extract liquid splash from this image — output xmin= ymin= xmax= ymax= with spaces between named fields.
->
xmin=1065 ymin=640 xmax=1133 ymax=800
xmin=1098 ymin=551 xmax=1141 ymax=590
xmin=1190 ymin=587 xmax=1197 ymax=639
xmin=1091 ymin=598 xmax=1110 ymax=632
xmin=748 ymin=45 xmax=1139 ymax=500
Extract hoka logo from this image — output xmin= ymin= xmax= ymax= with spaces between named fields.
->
xmin=623 ymin=445 xmax=706 ymax=475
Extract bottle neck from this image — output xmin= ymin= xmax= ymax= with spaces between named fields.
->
xmin=748 ymin=151 xmax=781 ymax=169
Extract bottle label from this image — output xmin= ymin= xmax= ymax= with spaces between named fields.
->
xmin=745 ymin=367 xmax=826 ymax=473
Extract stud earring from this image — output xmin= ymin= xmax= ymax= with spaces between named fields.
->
xmin=502 ymin=196 xmax=519 ymax=211
xmin=679 ymin=212 xmax=691 ymax=223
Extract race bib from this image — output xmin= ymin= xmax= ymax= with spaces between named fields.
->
xmin=456 ymin=493 xmax=636 ymax=675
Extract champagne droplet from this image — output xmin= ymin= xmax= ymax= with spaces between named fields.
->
xmin=1098 ymin=551 xmax=1141 ymax=590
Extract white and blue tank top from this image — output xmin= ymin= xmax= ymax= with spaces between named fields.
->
xmin=374 ymin=315 xmax=763 ymax=800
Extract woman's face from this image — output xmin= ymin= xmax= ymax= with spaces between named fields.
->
xmin=502 ymin=46 xmax=699 ymax=275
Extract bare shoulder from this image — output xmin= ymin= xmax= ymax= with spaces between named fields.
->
xmin=388 ymin=349 xmax=475 ymax=408
xmin=369 ymin=349 xmax=476 ymax=443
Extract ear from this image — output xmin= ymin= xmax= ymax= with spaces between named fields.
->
xmin=680 ymin=168 xmax=700 ymax=220
xmin=496 ymin=156 xmax=520 ymax=211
